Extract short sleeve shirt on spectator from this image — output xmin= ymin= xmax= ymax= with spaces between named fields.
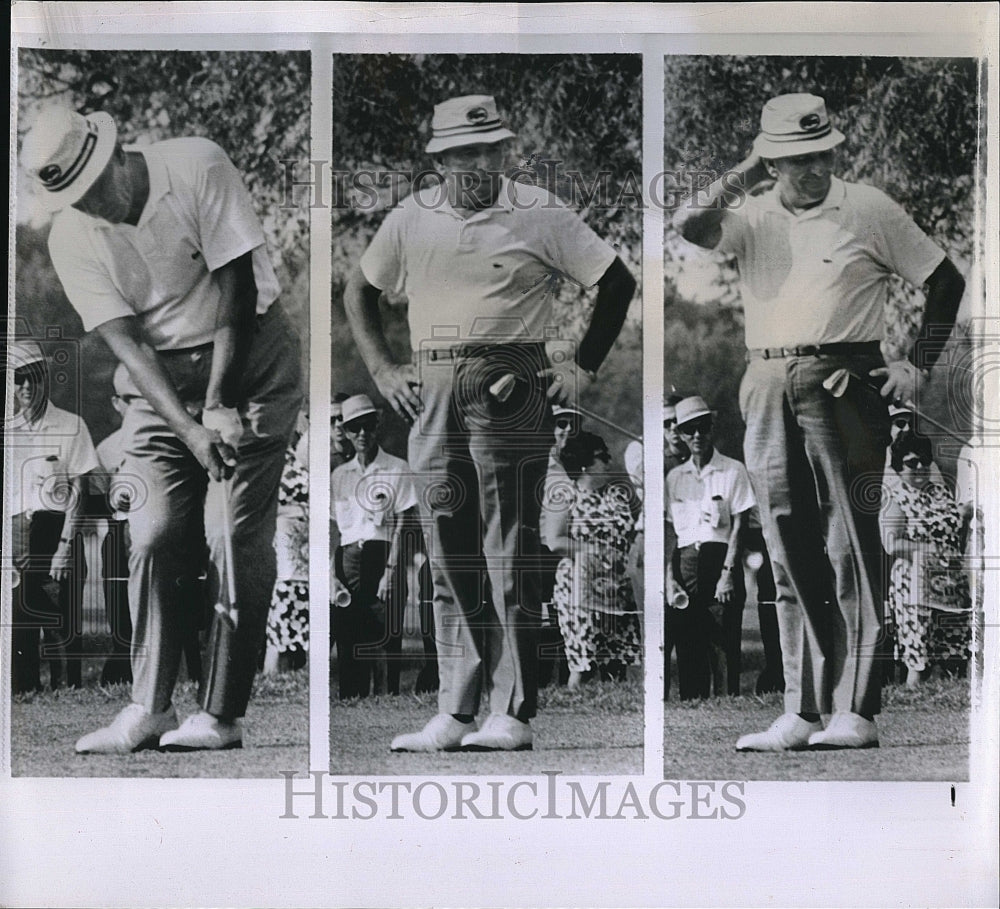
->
xmin=332 ymin=448 xmax=418 ymax=547
xmin=8 ymin=402 xmax=99 ymax=518
xmin=360 ymin=177 xmax=617 ymax=345
xmin=667 ymin=449 xmax=756 ymax=548
xmin=716 ymin=177 xmax=946 ymax=349
xmin=48 ymin=138 xmax=280 ymax=350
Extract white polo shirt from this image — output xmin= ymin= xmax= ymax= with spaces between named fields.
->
xmin=8 ymin=402 xmax=99 ymax=518
xmin=332 ymin=447 xmax=417 ymax=546
xmin=360 ymin=178 xmax=617 ymax=345
xmin=48 ymin=138 xmax=280 ymax=350
xmin=667 ymin=449 xmax=755 ymax=548
xmin=717 ymin=177 xmax=945 ymax=349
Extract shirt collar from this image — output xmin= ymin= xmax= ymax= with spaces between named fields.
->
xmin=760 ymin=175 xmax=846 ymax=217
xmin=678 ymin=448 xmax=723 ymax=476
xmin=343 ymin=446 xmax=388 ymax=474
xmin=432 ymin=175 xmax=515 ymax=220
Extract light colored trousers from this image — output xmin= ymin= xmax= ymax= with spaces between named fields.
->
xmin=407 ymin=344 xmax=550 ymax=720
xmin=740 ymin=353 xmax=889 ymax=717
xmin=121 ymin=305 xmax=302 ymax=718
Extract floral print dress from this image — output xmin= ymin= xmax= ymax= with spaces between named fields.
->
xmin=266 ymin=445 xmax=310 ymax=654
xmin=553 ymin=483 xmax=642 ymax=673
xmin=884 ymin=481 xmax=971 ymax=672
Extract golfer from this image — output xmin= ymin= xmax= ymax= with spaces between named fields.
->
xmin=674 ymin=93 xmax=964 ymax=750
xmin=22 ymin=106 xmax=303 ymax=753
xmin=344 ymin=94 xmax=636 ymax=751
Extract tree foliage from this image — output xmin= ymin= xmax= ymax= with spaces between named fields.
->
xmin=663 ymin=55 xmax=982 ymax=467
xmin=331 ymin=54 xmax=644 ymax=460
xmin=13 ymin=49 xmax=310 ymax=442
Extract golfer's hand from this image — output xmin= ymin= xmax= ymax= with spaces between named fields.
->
xmin=49 ymin=540 xmax=73 ymax=582
xmin=714 ymin=569 xmax=734 ymax=604
xmin=187 ymin=425 xmax=236 ymax=481
xmin=373 ymin=363 xmax=422 ymax=424
xmin=870 ymin=360 xmax=927 ymax=409
xmin=202 ymin=405 xmax=244 ymax=449
xmin=538 ymin=360 xmax=593 ymax=407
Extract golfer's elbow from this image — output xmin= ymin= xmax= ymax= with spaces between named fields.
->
xmin=672 ymin=205 xmax=723 ymax=249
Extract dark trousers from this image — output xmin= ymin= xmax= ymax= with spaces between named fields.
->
xmin=100 ymin=518 xmax=133 ymax=684
xmin=11 ymin=510 xmax=84 ymax=692
xmin=672 ymin=541 xmax=746 ymax=699
xmin=334 ymin=540 xmax=405 ymax=698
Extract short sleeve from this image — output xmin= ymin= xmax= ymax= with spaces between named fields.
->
xmin=360 ymin=207 xmax=407 ymax=295
xmin=48 ymin=216 xmax=135 ymax=331
xmin=540 ymin=201 xmax=617 ymax=288
xmin=193 ymin=141 xmax=267 ymax=272
xmin=63 ymin=415 xmax=100 ymax=478
xmin=729 ymin=462 xmax=756 ymax=515
xmin=864 ymin=187 xmax=946 ymax=287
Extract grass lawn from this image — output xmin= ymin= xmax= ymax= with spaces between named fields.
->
xmin=330 ymin=660 xmax=643 ymax=776
xmin=9 ymin=669 xmax=309 ymax=778
xmin=663 ymin=612 xmax=972 ymax=781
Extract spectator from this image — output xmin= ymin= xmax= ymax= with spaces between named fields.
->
xmin=8 ymin=339 xmax=98 ymax=693
xmin=538 ymin=404 xmax=582 ymax=686
xmin=331 ymin=394 xmax=416 ymax=698
xmin=552 ymin=431 xmax=642 ymax=689
xmin=662 ymin=393 xmax=689 ymax=699
xmin=264 ymin=410 xmax=310 ymax=674
xmin=92 ymin=364 xmax=134 ymax=686
xmin=879 ymin=431 xmax=971 ymax=686
xmin=743 ymin=507 xmax=783 ymax=694
xmin=666 ymin=395 xmax=754 ymax=698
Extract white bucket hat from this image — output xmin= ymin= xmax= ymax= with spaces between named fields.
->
xmin=753 ymin=93 xmax=845 ymax=160
xmin=341 ymin=393 xmax=378 ymax=425
xmin=9 ymin=339 xmax=47 ymax=370
xmin=21 ymin=107 xmax=118 ymax=211
xmin=425 ymin=94 xmax=516 ymax=155
xmin=674 ymin=395 xmax=714 ymax=429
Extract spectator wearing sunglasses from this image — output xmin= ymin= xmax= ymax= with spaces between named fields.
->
xmin=662 ymin=393 xmax=690 ymax=699
xmin=552 ymin=431 xmax=642 ymax=689
xmin=666 ymin=396 xmax=755 ymax=699
xmin=8 ymin=340 xmax=99 ymax=693
xmin=879 ymin=430 xmax=971 ymax=686
xmin=331 ymin=394 xmax=417 ymax=698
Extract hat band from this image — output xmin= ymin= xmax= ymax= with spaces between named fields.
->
xmin=431 ymin=118 xmax=506 ymax=138
xmin=759 ymin=121 xmax=833 ymax=144
xmin=42 ymin=124 xmax=100 ymax=192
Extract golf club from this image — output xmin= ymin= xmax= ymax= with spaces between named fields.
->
xmin=823 ymin=368 xmax=970 ymax=447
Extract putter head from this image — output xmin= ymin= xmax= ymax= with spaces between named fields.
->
xmin=823 ymin=368 xmax=852 ymax=398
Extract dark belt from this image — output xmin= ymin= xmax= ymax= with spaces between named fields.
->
xmin=414 ymin=341 xmax=546 ymax=363
xmin=746 ymin=341 xmax=882 ymax=361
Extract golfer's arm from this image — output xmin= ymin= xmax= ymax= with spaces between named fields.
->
xmin=205 ymin=252 xmax=257 ymax=409
xmin=575 ymin=257 xmax=636 ymax=374
xmin=95 ymin=317 xmax=203 ymax=447
xmin=344 ymin=264 xmax=397 ymax=377
xmin=909 ymin=257 xmax=965 ymax=372
xmin=673 ymin=154 xmax=767 ymax=249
